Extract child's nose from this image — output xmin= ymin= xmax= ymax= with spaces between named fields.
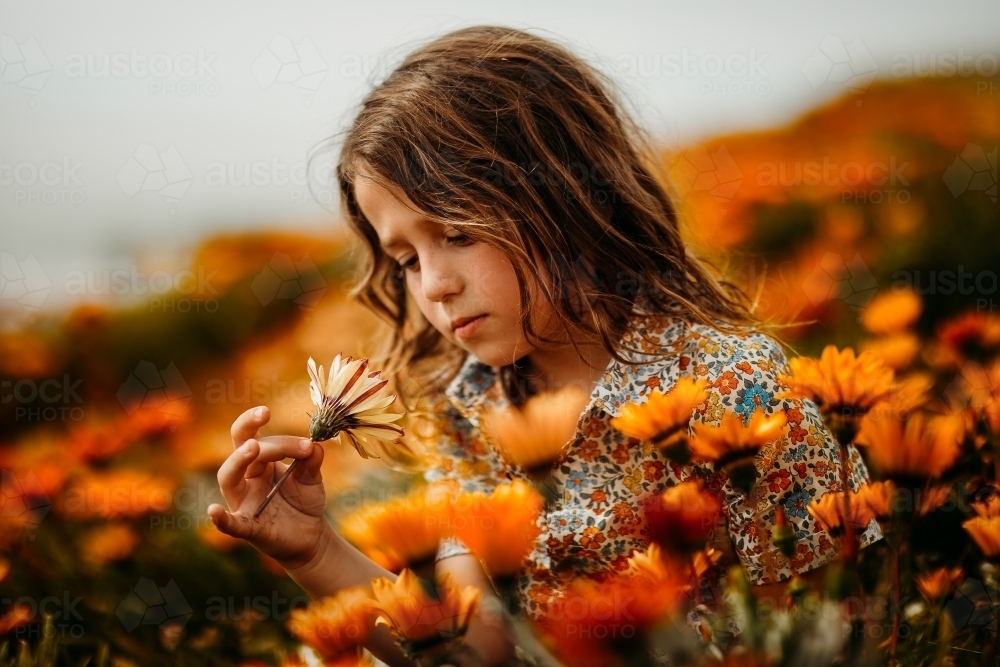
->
xmin=420 ymin=258 xmax=462 ymax=302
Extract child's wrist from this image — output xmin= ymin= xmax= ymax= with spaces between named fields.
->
xmin=279 ymin=522 xmax=338 ymax=577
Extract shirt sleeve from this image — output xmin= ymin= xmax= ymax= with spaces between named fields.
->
xmin=689 ymin=332 xmax=883 ymax=585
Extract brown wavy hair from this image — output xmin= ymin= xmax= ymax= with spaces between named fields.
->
xmin=324 ymin=25 xmax=772 ymax=420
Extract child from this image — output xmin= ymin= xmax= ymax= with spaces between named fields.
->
xmin=208 ymin=25 xmax=881 ymax=666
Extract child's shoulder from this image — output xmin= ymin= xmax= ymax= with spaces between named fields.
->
xmin=594 ymin=310 xmax=787 ymax=417
xmin=622 ymin=311 xmax=789 ymax=386
xmin=684 ymin=318 xmax=791 ymax=376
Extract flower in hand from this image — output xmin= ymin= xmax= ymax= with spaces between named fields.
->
xmin=253 ymin=354 xmax=405 ymax=519
xmin=306 ymin=354 xmax=405 ymax=458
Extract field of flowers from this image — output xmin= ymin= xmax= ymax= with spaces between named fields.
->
xmin=1 ymin=72 xmax=998 ymax=666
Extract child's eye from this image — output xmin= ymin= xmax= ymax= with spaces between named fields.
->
xmin=445 ymin=233 xmax=472 ymax=246
xmin=395 ymin=234 xmax=472 ymax=275
xmin=398 ymin=256 xmax=420 ymax=273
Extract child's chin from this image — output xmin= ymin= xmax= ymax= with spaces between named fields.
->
xmin=462 ymin=345 xmax=526 ymax=369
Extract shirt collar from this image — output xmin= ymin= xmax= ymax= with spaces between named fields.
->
xmin=443 ymin=301 xmax=693 ymax=424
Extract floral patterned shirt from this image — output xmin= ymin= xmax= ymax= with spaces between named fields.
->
xmin=424 ymin=306 xmax=882 ymax=623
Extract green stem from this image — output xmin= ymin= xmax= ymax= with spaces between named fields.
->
xmin=889 ymin=543 xmax=901 ymax=666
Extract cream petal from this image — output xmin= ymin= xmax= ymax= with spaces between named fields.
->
xmin=350 ymin=393 xmax=395 ymax=414
xmin=354 ymin=395 xmax=396 ymax=412
xmin=358 ymin=407 xmax=404 ymax=419
xmin=340 ymin=370 xmax=380 ymax=406
xmin=309 ymin=381 xmax=322 ymax=408
xmin=342 ymin=379 xmax=388 ymax=413
xmin=327 ymin=358 xmax=366 ymax=400
xmin=323 ymin=356 xmax=343 ymax=395
xmin=354 ymin=413 xmax=405 ymax=426
xmin=306 ymin=356 xmax=320 ymax=386
xmin=358 ymin=412 xmax=406 ymax=424
xmin=353 ymin=426 xmax=403 ymax=441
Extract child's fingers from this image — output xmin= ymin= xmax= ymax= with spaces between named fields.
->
xmin=231 ymin=406 xmax=269 ymax=450
xmin=291 ymin=441 xmax=325 ymax=485
xmin=245 ymin=436 xmax=315 ymax=479
xmin=207 ymin=503 xmax=252 ymax=540
xmin=216 ymin=439 xmax=258 ymax=507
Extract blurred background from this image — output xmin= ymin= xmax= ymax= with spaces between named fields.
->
xmin=1 ymin=1 xmax=998 ymax=664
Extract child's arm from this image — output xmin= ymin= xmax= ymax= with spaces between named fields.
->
xmin=281 ymin=523 xmax=420 ymax=666
xmin=435 ymin=553 xmax=519 ymax=666
xmin=687 ymin=334 xmax=882 ymax=591
xmin=421 ymin=406 xmax=522 ymax=665
xmin=209 ymin=407 xmax=417 ymax=666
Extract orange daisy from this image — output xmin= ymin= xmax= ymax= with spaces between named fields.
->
xmin=807 ymin=488 xmax=877 ymax=537
xmin=80 ymin=523 xmax=141 ymax=566
xmin=610 ymin=377 xmax=710 ymax=455
xmin=448 ymin=479 xmax=543 ymax=576
xmin=937 ymin=311 xmax=1000 ymax=361
xmin=915 ymin=567 xmax=964 ymax=602
xmin=860 ymin=289 xmax=922 ymax=335
xmin=482 ymin=385 xmax=590 ymax=473
xmin=963 ymin=516 xmax=1000 ymax=558
xmin=859 ymin=333 xmax=921 ymax=371
xmin=688 ymin=411 xmax=788 ymax=493
xmin=777 ymin=345 xmax=896 ymax=424
xmin=370 ymin=569 xmax=481 ymax=647
xmin=641 ymin=480 xmax=723 ymax=555
xmin=973 ymin=487 xmax=1000 ymax=518
xmin=287 ymin=587 xmax=376 ymax=666
xmin=338 ymin=482 xmax=454 ymax=571
xmin=540 ymin=569 xmax=686 ymax=667
xmin=855 ymin=407 xmax=964 ymax=481
xmin=854 ymin=480 xmax=898 ymax=521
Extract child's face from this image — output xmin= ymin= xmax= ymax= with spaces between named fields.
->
xmin=354 ymin=174 xmax=559 ymax=367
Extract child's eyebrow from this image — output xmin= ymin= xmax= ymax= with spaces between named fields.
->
xmin=379 ymin=236 xmax=404 ymax=251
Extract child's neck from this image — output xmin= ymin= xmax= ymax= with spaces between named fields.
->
xmin=523 ymin=341 xmax=612 ymax=398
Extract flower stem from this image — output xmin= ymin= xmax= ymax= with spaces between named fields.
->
xmin=836 ymin=439 xmax=858 ymax=567
xmin=254 ymin=459 xmax=299 ymax=518
xmin=889 ymin=543 xmax=901 ymax=666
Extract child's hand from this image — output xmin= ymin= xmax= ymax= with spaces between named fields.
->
xmin=207 ymin=406 xmax=329 ymax=570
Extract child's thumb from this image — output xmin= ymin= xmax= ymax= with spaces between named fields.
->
xmin=207 ymin=503 xmax=251 ymax=540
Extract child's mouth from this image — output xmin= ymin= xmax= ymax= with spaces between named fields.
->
xmin=453 ymin=314 xmax=487 ymax=340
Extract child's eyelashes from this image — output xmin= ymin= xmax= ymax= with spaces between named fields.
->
xmin=446 ymin=232 xmax=473 ymax=246
xmin=394 ymin=233 xmax=474 ymax=274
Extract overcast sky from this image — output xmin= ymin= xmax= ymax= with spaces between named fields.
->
xmin=2 ymin=0 xmax=998 ymax=314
